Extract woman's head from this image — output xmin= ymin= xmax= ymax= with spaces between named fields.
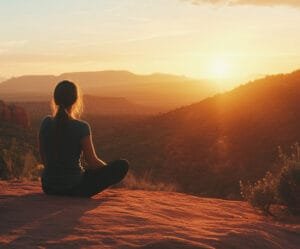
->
xmin=51 ymin=80 xmax=83 ymax=119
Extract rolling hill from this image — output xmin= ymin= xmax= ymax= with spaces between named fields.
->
xmin=11 ymin=95 xmax=160 ymax=121
xmin=92 ymin=70 xmax=300 ymax=197
xmin=0 ymin=70 xmax=217 ymax=110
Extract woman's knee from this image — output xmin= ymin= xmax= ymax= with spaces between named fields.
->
xmin=109 ymin=159 xmax=129 ymax=178
xmin=119 ymin=159 xmax=129 ymax=176
xmin=42 ymin=185 xmax=52 ymax=195
xmin=119 ymin=159 xmax=129 ymax=172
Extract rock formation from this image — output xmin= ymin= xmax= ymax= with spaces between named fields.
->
xmin=0 ymin=100 xmax=29 ymax=128
xmin=0 ymin=181 xmax=299 ymax=249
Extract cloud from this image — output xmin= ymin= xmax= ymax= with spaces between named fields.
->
xmin=0 ymin=40 xmax=28 ymax=54
xmin=183 ymin=0 xmax=300 ymax=8
xmin=0 ymin=40 xmax=27 ymax=48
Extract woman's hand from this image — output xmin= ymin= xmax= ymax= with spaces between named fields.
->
xmin=81 ymin=135 xmax=107 ymax=169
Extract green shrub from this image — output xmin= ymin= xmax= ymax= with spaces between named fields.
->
xmin=0 ymin=137 xmax=40 ymax=180
xmin=240 ymin=143 xmax=300 ymax=215
xmin=277 ymin=164 xmax=300 ymax=214
xmin=240 ymin=172 xmax=278 ymax=214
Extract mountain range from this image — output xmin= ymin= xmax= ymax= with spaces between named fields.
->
xmin=0 ymin=70 xmax=217 ymax=110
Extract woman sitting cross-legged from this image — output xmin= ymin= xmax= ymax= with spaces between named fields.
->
xmin=38 ymin=80 xmax=129 ymax=197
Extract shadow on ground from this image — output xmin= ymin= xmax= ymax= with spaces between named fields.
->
xmin=0 ymin=193 xmax=107 ymax=249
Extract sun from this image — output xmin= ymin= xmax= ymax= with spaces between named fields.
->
xmin=210 ymin=57 xmax=231 ymax=79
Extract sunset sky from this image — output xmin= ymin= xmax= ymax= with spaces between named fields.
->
xmin=0 ymin=0 xmax=300 ymax=89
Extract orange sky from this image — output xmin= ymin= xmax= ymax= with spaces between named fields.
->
xmin=0 ymin=0 xmax=300 ymax=89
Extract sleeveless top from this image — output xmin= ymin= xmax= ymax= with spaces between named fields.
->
xmin=39 ymin=115 xmax=91 ymax=191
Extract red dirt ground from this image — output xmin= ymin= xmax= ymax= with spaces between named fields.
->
xmin=0 ymin=180 xmax=299 ymax=249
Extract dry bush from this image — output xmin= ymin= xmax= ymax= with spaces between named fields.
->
xmin=240 ymin=172 xmax=277 ymax=214
xmin=277 ymin=144 xmax=300 ymax=214
xmin=240 ymin=143 xmax=300 ymax=215
xmin=0 ymin=137 xmax=41 ymax=181
xmin=121 ymin=171 xmax=177 ymax=192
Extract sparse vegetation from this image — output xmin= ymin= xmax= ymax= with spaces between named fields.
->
xmin=240 ymin=172 xmax=277 ymax=214
xmin=0 ymin=124 xmax=40 ymax=180
xmin=240 ymin=143 xmax=300 ymax=215
xmin=121 ymin=171 xmax=177 ymax=192
xmin=277 ymin=145 xmax=300 ymax=214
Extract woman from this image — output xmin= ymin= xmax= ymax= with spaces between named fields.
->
xmin=38 ymin=80 xmax=129 ymax=197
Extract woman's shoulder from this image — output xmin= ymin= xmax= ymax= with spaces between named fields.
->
xmin=71 ymin=119 xmax=91 ymax=137
xmin=40 ymin=115 xmax=53 ymax=125
xmin=42 ymin=115 xmax=53 ymax=122
xmin=71 ymin=118 xmax=91 ymax=130
xmin=39 ymin=115 xmax=53 ymax=132
xmin=72 ymin=118 xmax=89 ymax=126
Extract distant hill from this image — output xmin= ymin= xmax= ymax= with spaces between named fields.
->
xmin=12 ymin=94 xmax=161 ymax=120
xmin=0 ymin=70 xmax=217 ymax=110
xmin=0 ymin=77 xmax=6 ymax=83
xmin=95 ymin=70 xmax=300 ymax=197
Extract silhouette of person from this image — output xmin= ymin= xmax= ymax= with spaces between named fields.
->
xmin=38 ymin=80 xmax=129 ymax=197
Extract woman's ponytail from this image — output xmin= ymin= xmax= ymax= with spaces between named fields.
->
xmin=55 ymin=104 xmax=69 ymax=122
xmin=52 ymin=80 xmax=81 ymax=160
xmin=53 ymin=104 xmax=70 ymax=160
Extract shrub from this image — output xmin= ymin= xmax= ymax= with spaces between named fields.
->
xmin=0 ymin=137 xmax=40 ymax=180
xmin=240 ymin=172 xmax=278 ymax=214
xmin=121 ymin=171 xmax=177 ymax=192
xmin=240 ymin=143 xmax=300 ymax=215
xmin=277 ymin=164 xmax=300 ymax=214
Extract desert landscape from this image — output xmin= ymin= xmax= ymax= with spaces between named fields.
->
xmin=1 ymin=0 xmax=300 ymax=248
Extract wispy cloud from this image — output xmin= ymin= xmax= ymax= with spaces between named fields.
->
xmin=183 ymin=0 xmax=300 ymax=7
xmin=54 ymin=39 xmax=99 ymax=49
xmin=0 ymin=40 xmax=28 ymax=48
xmin=102 ymin=29 xmax=201 ymax=45
xmin=0 ymin=40 xmax=28 ymax=54
xmin=0 ymin=40 xmax=27 ymax=47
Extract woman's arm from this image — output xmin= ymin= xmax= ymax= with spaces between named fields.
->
xmin=81 ymin=135 xmax=107 ymax=169
xmin=38 ymin=133 xmax=46 ymax=165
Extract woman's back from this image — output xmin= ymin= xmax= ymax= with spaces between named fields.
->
xmin=39 ymin=115 xmax=90 ymax=191
xmin=39 ymin=80 xmax=129 ymax=197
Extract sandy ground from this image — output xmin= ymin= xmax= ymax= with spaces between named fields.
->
xmin=0 ymin=181 xmax=299 ymax=249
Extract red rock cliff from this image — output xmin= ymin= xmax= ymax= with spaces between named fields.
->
xmin=0 ymin=100 xmax=29 ymax=128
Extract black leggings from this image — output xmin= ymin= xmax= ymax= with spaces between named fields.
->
xmin=43 ymin=159 xmax=129 ymax=197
